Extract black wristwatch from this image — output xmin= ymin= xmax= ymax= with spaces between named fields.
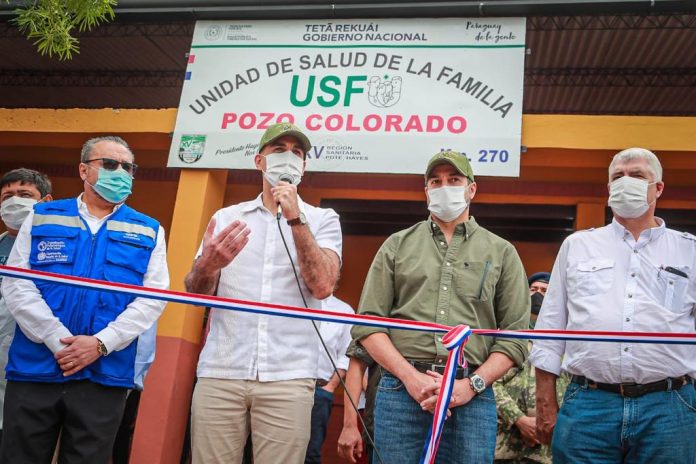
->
xmin=468 ymin=373 xmax=486 ymax=395
xmin=287 ymin=212 xmax=307 ymax=227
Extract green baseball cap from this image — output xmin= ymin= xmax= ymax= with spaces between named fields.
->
xmin=258 ymin=123 xmax=311 ymax=155
xmin=425 ymin=150 xmax=475 ymax=182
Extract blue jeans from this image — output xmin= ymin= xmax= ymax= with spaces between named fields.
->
xmin=552 ymin=381 xmax=696 ymax=463
xmin=305 ymin=386 xmax=334 ymax=464
xmin=373 ymin=371 xmax=496 ymax=464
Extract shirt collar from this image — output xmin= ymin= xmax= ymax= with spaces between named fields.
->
xmin=427 ymin=216 xmax=479 ymax=239
xmin=240 ymin=193 xmax=308 ymax=215
xmin=77 ymin=193 xmax=122 ymax=219
xmin=610 ymin=216 xmax=666 ymax=242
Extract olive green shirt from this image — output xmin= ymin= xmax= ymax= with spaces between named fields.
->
xmin=352 ymin=217 xmax=530 ymax=367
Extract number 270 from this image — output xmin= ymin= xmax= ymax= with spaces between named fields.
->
xmin=478 ymin=149 xmax=509 ymax=163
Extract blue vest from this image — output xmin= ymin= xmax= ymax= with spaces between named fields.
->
xmin=6 ymin=198 xmax=159 ymax=388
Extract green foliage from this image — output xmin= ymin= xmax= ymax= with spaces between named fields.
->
xmin=8 ymin=0 xmax=117 ymax=60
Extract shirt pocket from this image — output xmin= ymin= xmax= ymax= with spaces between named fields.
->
xmin=654 ymin=267 xmax=690 ymax=314
xmin=104 ymin=230 xmax=155 ymax=283
xmin=571 ymin=259 xmax=615 ymax=297
xmin=454 ymin=261 xmax=495 ymax=301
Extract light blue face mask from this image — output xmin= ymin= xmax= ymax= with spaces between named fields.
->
xmin=89 ymin=167 xmax=133 ymax=204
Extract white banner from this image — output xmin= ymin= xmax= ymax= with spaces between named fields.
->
xmin=168 ymin=18 xmax=526 ymax=176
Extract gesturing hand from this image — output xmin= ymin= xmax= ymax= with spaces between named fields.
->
xmin=197 ymin=218 xmax=250 ymax=273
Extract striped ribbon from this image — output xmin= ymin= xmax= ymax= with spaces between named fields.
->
xmin=1 ymin=265 xmax=695 ymax=345
xmin=421 ymin=324 xmax=472 ymax=464
xmin=2 ymin=264 xmax=696 ymax=463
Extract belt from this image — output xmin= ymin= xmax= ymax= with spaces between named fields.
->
xmin=316 ymin=379 xmax=329 ymax=387
xmin=408 ymin=361 xmax=479 ymax=380
xmin=571 ymin=375 xmax=695 ymax=398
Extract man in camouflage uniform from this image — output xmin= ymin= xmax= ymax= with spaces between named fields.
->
xmin=494 ymin=272 xmax=569 ymax=463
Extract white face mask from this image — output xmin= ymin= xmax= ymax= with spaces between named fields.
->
xmin=608 ymin=176 xmax=657 ymax=219
xmin=1 ymin=196 xmax=38 ymax=230
xmin=427 ymin=186 xmax=469 ymax=223
xmin=263 ymin=151 xmax=304 ymax=186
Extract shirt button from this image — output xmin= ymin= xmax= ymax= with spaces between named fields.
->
xmin=630 ymin=273 xmax=636 ymax=277
xmin=437 ymin=359 xmax=444 ymax=363
xmin=446 ymin=262 xmax=451 ymax=266
xmin=438 ymin=337 xmax=443 ymax=342
xmin=440 ymin=311 xmax=445 ymax=315
xmin=624 ymin=347 xmax=630 ymax=352
xmin=625 ymin=317 xmax=630 ymax=322
xmin=628 ymin=294 xmax=633 ymax=298
xmin=633 ymin=249 xmax=638 ymax=254
xmin=440 ymin=241 xmax=445 ymax=246
xmin=443 ymin=286 xmax=448 ymax=290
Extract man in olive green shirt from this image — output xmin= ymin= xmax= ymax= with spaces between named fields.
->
xmin=352 ymin=150 xmax=530 ymax=464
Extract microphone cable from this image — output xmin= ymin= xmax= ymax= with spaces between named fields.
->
xmin=275 ymin=214 xmax=385 ymax=464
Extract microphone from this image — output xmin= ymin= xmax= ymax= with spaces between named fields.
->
xmin=276 ymin=173 xmax=295 ymax=219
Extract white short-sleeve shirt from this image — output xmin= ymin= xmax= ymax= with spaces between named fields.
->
xmin=316 ymin=296 xmax=353 ymax=381
xmin=196 ymin=194 xmax=342 ymax=382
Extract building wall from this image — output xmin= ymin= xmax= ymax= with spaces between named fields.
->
xmin=1 ymin=110 xmax=695 ymax=462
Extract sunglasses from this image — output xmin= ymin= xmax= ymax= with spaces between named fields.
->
xmin=85 ymin=158 xmax=138 ymax=175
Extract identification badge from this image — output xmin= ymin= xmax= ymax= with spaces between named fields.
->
xmin=35 ymin=239 xmax=72 ymax=263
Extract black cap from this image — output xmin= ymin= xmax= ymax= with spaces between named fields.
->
xmin=528 ymin=272 xmax=551 ymax=287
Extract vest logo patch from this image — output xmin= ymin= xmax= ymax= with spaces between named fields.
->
xmin=124 ymin=232 xmax=141 ymax=241
xmin=36 ymin=240 xmax=71 ymax=263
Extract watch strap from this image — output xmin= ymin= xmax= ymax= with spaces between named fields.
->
xmin=286 ymin=212 xmax=307 ymax=226
xmin=469 ymin=373 xmax=486 ymax=394
xmin=96 ymin=338 xmax=108 ymax=356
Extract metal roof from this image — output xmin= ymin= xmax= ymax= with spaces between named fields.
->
xmin=0 ymin=9 xmax=695 ymax=114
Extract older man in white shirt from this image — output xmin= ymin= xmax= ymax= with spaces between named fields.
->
xmin=530 ymin=147 xmax=696 ymax=464
xmin=185 ymin=123 xmax=342 ymax=464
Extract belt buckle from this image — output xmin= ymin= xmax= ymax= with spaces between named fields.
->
xmin=620 ymin=383 xmax=640 ymax=398
xmin=431 ymin=364 xmax=446 ymax=375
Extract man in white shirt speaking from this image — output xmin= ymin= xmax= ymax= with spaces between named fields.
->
xmin=530 ymin=147 xmax=696 ymax=463
xmin=185 ymin=123 xmax=342 ymax=464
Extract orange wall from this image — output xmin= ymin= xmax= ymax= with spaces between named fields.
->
xmin=0 ymin=174 xmax=178 ymax=240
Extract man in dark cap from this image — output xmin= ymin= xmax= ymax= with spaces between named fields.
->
xmin=494 ymin=271 xmax=569 ymax=464
xmin=353 ymin=150 xmax=530 ymax=463
xmin=528 ymin=272 xmax=551 ymax=327
xmin=185 ymin=123 xmax=342 ymax=463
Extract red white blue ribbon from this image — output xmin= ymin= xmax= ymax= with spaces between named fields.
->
xmin=2 ymin=264 xmax=696 ymax=463
xmin=421 ymin=324 xmax=472 ymax=464
xmin=2 ymin=265 xmax=695 ymax=344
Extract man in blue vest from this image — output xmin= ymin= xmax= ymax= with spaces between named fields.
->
xmin=0 ymin=136 xmax=170 ymax=463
